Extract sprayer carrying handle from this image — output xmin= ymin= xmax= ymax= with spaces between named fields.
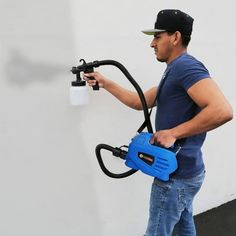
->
xmin=153 ymin=140 xmax=181 ymax=154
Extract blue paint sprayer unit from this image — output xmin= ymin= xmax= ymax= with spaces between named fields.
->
xmin=71 ymin=59 xmax=183 ymax=180
xmin=125 ymin=132 xmax=178 ymax=181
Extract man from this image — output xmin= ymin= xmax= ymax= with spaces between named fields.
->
xmin=84 ymin=9 xmax=233 ymax=236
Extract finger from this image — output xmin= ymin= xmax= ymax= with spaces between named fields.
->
xmin=149 ymin=135 xmax=155 ymax=144
xmin=84 ymin=75 xmax=96 ymax=82
xmin=84 ymin=72 xmax=95 ymax=77
xmin=88 ymin=81 xmax=95 ymax=86
xmin=83 ymin=73 xmax=89 ymax=80
xmin=166 ymin=142 xmax=175 ymax=149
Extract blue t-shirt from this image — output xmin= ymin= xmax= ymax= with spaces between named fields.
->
xmin=155 ymin=53 xmax=210 ymax=178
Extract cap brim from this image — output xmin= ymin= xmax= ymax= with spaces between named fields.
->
xmin=141 ymin=29 xmax=166 ymax=35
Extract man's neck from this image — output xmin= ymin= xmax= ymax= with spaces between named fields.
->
xmin=167 ymin=48 xmax=187 ymax=64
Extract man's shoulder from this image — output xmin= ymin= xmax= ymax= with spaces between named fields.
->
xmin=171 ymin=53 xmax=207 ymax=74
xmin=174 ymin=53 xmax=201 ymax=67
xmin=170 ymin=53 xmax=210 ymax=90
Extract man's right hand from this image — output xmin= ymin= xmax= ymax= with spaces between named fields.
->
xmin=83 ymin=71 xmax=108 ymax=89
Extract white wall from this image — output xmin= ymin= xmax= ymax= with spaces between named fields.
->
xmin=0 ymin=0 xmax=235 ymax=235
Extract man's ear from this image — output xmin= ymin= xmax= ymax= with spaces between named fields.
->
xmin=173 ymin=31 xmax=182 ymax=46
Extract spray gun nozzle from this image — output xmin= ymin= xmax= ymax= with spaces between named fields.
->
xmin=71 ymin=59 xmax=100 ymax=75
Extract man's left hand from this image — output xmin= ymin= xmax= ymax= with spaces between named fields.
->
xmin=150 ymin=130 xmax=176 ymax=148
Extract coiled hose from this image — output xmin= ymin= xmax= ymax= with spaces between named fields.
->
xmin=95 ymin=144 xmax=137 ymax=178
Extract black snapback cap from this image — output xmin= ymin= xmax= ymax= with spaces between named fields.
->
xmin=142 ymin=9 xmax=194 ymax=36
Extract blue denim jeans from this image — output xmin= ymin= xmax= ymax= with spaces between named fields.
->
xmin=145 ymin=171 xmax=205 ymax=236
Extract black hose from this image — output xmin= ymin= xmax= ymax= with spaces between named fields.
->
xmin=95 ymin=144 xmax=137 ymax=178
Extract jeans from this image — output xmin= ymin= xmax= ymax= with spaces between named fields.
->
xmin=145 ymin=171 xmax=205 ymax=236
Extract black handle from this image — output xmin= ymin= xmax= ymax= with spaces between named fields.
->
xmin=84 ymin=67 xmax=99 ymax=90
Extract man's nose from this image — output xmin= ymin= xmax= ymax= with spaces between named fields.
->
xmin=150 ymin=38 xmax=156 ymax=48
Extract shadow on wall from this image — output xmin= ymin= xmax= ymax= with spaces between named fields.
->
xmin=0 ymin=1 xmax=102 ymax=236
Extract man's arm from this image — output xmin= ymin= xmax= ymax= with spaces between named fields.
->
xmin=172 ymin=78 xmax=233 ymax=138
xmin=84 ymin=71 xmax=157 ymax=110
xmin=151 ymin=78 xmax=233 ymax=147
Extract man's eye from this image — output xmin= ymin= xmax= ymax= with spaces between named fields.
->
xmin=154 ymin=36 xmax=160 ymax=39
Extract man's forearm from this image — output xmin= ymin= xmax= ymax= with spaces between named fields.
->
xmin=170 ymin=105 xmax=233 ymax=139
xmin=104 ymin=80 xmax=158 ymax=110
xmin=104 ymin=79 xmax=142 ymax=110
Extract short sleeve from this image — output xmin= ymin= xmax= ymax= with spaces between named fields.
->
xmin=174 ymin=57 xmax=211 ymax=91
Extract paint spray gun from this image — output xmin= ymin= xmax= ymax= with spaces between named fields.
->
xmin=70 ymin=59 xmax=99 ymax=105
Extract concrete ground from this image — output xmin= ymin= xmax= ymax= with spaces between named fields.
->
xmin=194 ymin=199 xmax=236 ymax=236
